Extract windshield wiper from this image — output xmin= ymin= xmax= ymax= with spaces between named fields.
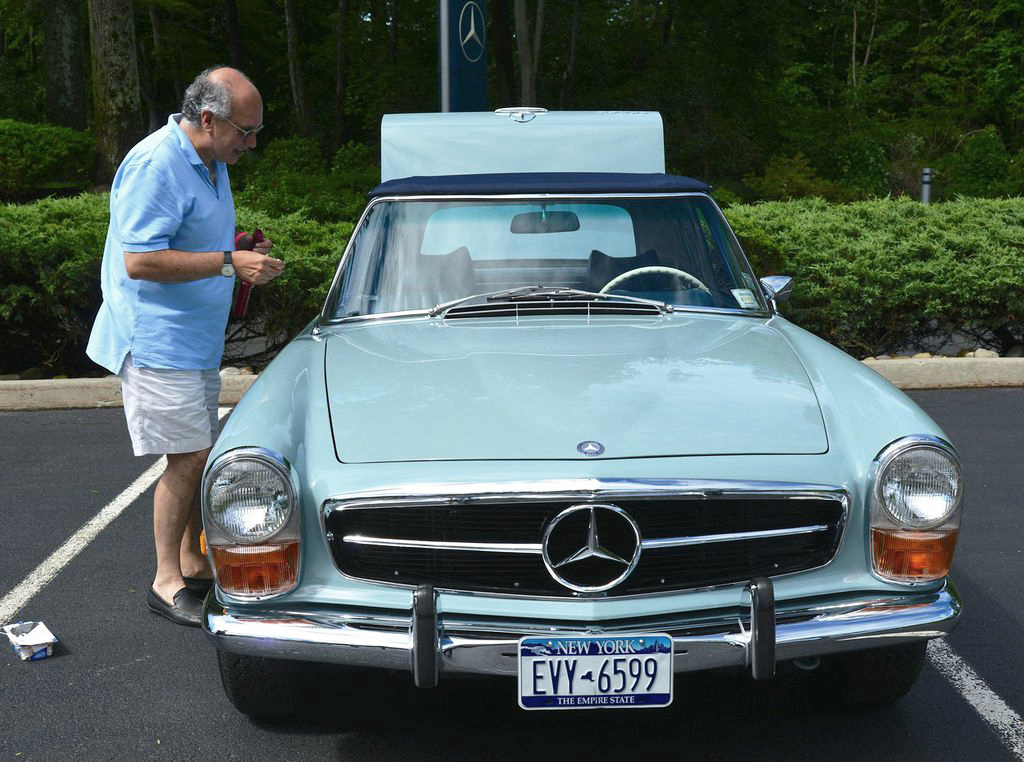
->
xmin=429 ymin=285 xmax=672 ymax=317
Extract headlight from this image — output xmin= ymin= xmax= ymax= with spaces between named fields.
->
xmin=870 ymin=436 xmax=963 ymax=583
xmin=207 ymin=457 xmax=293 ymax=543
xmin=876 ymin=443 xmax=962 ymax=529
xmin=203 ymin=448 xmax=301 ymax=599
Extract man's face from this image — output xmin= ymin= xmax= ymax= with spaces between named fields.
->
xmin=209 ymin=97 xmax=263 ymax=165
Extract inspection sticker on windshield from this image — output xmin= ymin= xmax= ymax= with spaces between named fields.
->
xmin=731 ymin=289 xmax=760 ymax=309
xmin=518 ymin=634 xmax=673 ymax=710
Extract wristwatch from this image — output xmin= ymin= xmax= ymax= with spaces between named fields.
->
xmin=221 ymin=250 xmax=235 ymax=277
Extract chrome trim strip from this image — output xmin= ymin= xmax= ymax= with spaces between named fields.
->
xmin=323 ymin=479 xmax=848 ymax=516
xmin=641 ymin=524 xmax=830 ymax=550
xmin=340 ymin=524 xmax=830 ymax=554
xmin=342 ymin=535 xmax=543 ymax=554
xmin=204 ymin=580 xmax=961 ymax=676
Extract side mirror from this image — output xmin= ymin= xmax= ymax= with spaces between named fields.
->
xmin=759 ymin=275 xmax=793 ymax=313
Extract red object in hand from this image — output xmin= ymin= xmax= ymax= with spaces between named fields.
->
xmin=231 ymin=228 xmax=264 ymax=319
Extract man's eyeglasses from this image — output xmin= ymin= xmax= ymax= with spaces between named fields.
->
xmin=220 ymin=115 xmax=264 ymax=139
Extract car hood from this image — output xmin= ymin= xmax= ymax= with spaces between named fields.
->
xmin=325 ymin=315 xmax=828 ymax=462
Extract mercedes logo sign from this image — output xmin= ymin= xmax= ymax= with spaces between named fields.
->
xmin=542 ymin=504 xmax=642 ymax=593
xmin=459 ymin=2 xmax=485 ymax=63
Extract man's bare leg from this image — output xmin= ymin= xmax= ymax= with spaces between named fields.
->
xmin=180 ymin=494 xmax=212 ymax=580
xmin=152 ymin=448 xmax=210 ymax=603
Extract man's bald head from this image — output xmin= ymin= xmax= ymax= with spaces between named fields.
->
xmin=181 ymin=66 xmax=261 ymax=127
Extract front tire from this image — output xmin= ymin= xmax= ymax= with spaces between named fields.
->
xmin=217 ymin=650 xmax=312 ymax=717
xmin=830 ymin=641 xmax=927 ymax=706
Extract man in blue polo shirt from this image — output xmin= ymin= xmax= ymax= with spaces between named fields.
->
xmin=87 ymin=66 xmax=284 ymax=626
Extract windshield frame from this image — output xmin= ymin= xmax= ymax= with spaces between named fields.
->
xmin=319 ymin=191 xmax=771 ymax=325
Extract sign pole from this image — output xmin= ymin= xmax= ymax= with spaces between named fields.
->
xmin=439 ymin=1 xmax=451 ymax=111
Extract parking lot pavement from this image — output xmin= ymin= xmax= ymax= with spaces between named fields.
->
xmin=1 ymin=392 xmax=1023 ymax=760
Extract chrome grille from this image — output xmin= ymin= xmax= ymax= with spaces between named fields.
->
xmin=323 ymin=487 xmax=847 ymax=596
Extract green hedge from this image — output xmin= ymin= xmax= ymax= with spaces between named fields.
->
xmin=0 ymin=120 xmax=95 ymax=199
xmin=0 ymin=194 xmax=351 ymax=375
xmin=231 ymin=138 xmax=378 ymax=224
xmin=3 ymin=193 xmax=1024 ymax=376
xmin=725 ymin=197 xmax=1024 ymax=356
xmin=0 ymin=193 xmax=111 ymax=375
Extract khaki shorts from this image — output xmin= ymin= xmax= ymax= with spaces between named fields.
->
xmin=119 ymin=354 xmax=221 ymax=456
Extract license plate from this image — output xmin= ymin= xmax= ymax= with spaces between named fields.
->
xmin=518 ymin=634 xmax=673 ymax=710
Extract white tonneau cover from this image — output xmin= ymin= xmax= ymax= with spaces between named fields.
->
xmin=380 ymin=109 xmax=665 ymax=181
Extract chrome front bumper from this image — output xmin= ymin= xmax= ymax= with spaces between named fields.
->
xmin=203 ymin=580 xmax=961 ymax=684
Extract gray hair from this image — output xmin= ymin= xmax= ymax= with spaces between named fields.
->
xmin=181 ymin=66 xmax=249 ymax=125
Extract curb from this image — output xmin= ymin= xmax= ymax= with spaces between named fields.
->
xmin=0 ymin=374 xmax=257 ymax=412
xmin=862 ymin=357 xmax=1024 ymax=390
xmin=1 ymin=359 xmax=1023 ymax=412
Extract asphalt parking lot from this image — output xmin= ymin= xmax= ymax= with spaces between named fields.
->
xmin=1 ymin=389 xmax=1023 ymax=760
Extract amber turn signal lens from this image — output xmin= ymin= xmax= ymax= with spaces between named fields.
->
xmin=211 ymin=541 xmax=300 ymax=596
xmin=871 ymin=528 xmax=958 ymax=582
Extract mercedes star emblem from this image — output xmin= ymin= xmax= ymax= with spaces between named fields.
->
xmin=577 ymin=441 xmax=605 ymax=456
xmin=542 ymin=504 xmax=642 ymax=593
xmin=459 ymin=2 xmax=485 ymax=63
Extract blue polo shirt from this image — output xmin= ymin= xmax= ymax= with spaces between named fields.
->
xmin=87 ymin=114 xmax=236 ymax=373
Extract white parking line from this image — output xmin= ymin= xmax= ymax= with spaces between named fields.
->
xmin=0 ymin=456 xmax=166 ymax=625
xmin=0 ymin=407 xmax=231 ymax=626
xmin=929 ymin=639 xmax=1024 ymax=760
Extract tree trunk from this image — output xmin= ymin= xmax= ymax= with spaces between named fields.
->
xmin=492 ymin=0 xmax=516 ymax=106
xmin=557 ymin=0 xmax=579 ymax=108
xmin=284 ymin=0 xmax=311 ymax=136
xmin=87 ymin=0 xmax=142 ymax=182
xmin=660 ymin=0 xmax=679 ymax=45
xmin=513 ymin=0 xmax=545 ymax=106
xmin=140 ymin=4 xmax=166 ymax=133
xmin=43 ymin=0 xmax=86 ymax=129
xmin=224 ymin=0 xmax=245 ymax=69
xmin=335 ymin=0 xmax=350 ymax=142
xmin=388 ymin=0 xmax=397 ymax=64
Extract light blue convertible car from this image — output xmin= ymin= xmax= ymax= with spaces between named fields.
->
xmin=201 ymin=110 xmax=963 ymax=715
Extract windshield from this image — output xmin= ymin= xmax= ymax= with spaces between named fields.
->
xmin=327 ymin=195 xmax=766 ymax=319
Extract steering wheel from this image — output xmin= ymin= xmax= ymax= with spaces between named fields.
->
xmin=600 ymin=266 xmax=711 ymax=295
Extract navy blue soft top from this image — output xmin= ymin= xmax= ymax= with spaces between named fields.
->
xmin=370 ymin=172 xmax=711 ymax=197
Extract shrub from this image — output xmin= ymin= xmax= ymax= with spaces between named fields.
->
xmin=0 ymin=193 xmax=110 ymax=374
xmin=710 ymin=186 xmax=744 ymax=208
xmin=939 ymin=126 xmax=1010 ymax=198
xmin=0 ymin=193 xmax=353 ymax=375
xmin=742 ymin=154 xmax=841 ymax=202
xmin=232 ymin=137 xmax=379 ymax=224
xmin=825 ymin=132 xmax=890 ymax=199
xmin=0 ymin=119 xmax=95 ymax=199
xmin=227 ymin=210 xmax=353 ymax=365
xmin=726 ymin=196 xmax=1024 ymax=356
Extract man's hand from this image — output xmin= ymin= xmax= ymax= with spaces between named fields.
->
xmin=232 ymin=248 xmax=283 ymax=285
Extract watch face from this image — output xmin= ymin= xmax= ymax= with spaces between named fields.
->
xmin=221 ymin=263 xmax=235 ymax=277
